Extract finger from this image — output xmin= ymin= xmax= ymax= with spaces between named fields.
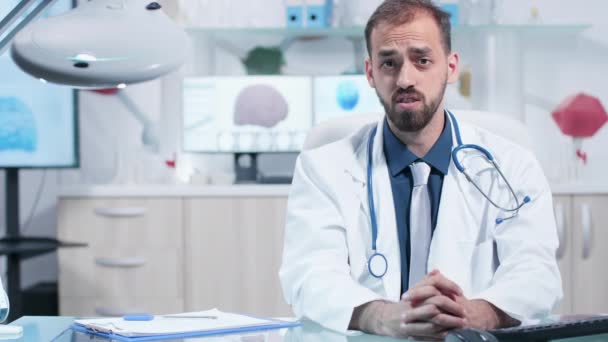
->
xmin=423 ymin=295 xmax=466 ymax=317
xmin=402 ymin=285 xmax=441 ymax=303
xmin=418 ymin=273 xmax=463 ymax=297
xmin=403 ymin=304 xmax=466 ymax=329
xmin=427 ymin=269 xmax=440 ymax=277
xmin=401 ymin=321 xmax=449 ymax=339
xmin=403 ymin=304 xmax=442 ymax=323
xmin=428 ymin=313 xmax=467 ymax=329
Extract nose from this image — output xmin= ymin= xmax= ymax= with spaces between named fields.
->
xmin=396 ymin=61 xmax=418 ymax=90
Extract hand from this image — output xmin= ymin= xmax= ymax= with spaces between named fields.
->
xmin=454 ymin=296 xmax=520 ymax=330
xmin=402 ymin=270 xmax=464 ymax=304
xmin=400 ymin=270 xmax=519 ymax=331
xmin=399 ymin=270 xmax=467 ymax=336
xmin=350 ymin=299 xmax=465 ymax=340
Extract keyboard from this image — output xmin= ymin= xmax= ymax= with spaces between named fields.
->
xmin=489 ymin=315 xmax=608 ymax=341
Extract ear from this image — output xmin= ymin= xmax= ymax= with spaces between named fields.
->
xmin=365 ymin=57 xmax=376 ymax=88
xmin=446 ymin=52 xmax=460 ymax=84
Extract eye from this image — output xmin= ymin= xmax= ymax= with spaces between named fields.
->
xmin=381 ymin=59 xmax=395 ymax=68
xmin=418 ymin=57 xmax=431 ymax=65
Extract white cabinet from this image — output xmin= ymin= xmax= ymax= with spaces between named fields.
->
xmin=553 ymin=195 xmax=573 ymax=314
xmin=553 ymin=194 xmax=608 ymax=315
xmin=57 ymin=186 xmax=292 ymax=317
xmin=183 ymin=197 xmax=292 ymax=317
xmin=571 ymin=196 xmax=608 ymax=314
xmin=57 ymin=198 xmax=184 ymax=316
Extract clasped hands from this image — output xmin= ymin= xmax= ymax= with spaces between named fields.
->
xmin=351 ymin=270 xmax=515 ymax=340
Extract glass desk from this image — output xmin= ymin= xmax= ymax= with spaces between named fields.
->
xmin=6 ymin=316 xmax=608 ymax=341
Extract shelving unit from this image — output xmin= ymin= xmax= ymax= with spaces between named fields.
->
xmin=183 ymin=24 xmax=590 ymax=120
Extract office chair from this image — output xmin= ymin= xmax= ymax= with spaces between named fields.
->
xmin=303 ymin=110 xmax=532 ymax=151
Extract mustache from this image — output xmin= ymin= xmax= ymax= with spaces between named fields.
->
xmin=392 ymin=88 xmax=424 ymax=103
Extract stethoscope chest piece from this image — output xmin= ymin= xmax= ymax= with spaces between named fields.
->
xmin=368 ymin=252 xmax=388 ymax=278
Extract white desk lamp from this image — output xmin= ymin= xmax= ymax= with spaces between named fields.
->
xmin=3 ymin=0 xmax=189 ymax=88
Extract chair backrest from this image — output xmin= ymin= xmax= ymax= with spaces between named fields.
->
xmin=302 ymin=110 xmax=532 ymax=150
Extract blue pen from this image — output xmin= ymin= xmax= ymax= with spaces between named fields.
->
xmin=123 ymin=314 xmax=218 ymax=321
xmin=123 ymin=314 xmax=154 ymax=321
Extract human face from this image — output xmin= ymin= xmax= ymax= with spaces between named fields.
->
xmin=365 ymin=13 xmax=459 ymax=133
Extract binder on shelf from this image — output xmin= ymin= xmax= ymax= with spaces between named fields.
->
xmin=286 ymin=0 xmax=304 ymax=28
xmin=305 ymin=0 xmax=333 ymax=28
xmin=71 ymin=309 xmax=300 ymax=342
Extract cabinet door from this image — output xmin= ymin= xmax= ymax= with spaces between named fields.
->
xmin=552 ymin=195 xmax=573 ymax=315
xmin=184 ymin=197 xmax=292 ymax=317
xmin=572 ymin=195 xmax=608 ymax=314
xmin=58 ymin=198 xmax=184 ymax=315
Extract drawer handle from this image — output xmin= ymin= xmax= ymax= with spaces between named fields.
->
xmin=95 ymin=307 xmax=147 ymax=317
xmin=95 ymin=257 xmax=147 ymax=268
xmin=581 ymin=203 xmax=592 ymax=260
xmin=94 ymin=207 xmax=147 ymax=218
xmin=554 ymin=203 xmax=566 ymax=260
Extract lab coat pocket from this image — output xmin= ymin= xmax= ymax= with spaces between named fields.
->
xmin=456 ymin=239 xmax=497 ymax=296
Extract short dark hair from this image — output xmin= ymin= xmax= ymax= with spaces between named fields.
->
xmin=364 ymin=0 xmax=452 ymax=57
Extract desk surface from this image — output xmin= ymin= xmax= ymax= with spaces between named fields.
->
xmin=5 ymin=316 xmax=608 ymax=341
xmin=56 ymin=183 xmax=608 ymax=197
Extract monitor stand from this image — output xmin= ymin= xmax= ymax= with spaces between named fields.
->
xmin=234 ymin=153 xmax=294 ymax=184
xmin=234 ymin=153 xmax=259 ymax=184
xmin=1 ymin=168 xmax=87 ymax=321
xmin=258 ymin=174 xmax=293 ymax=184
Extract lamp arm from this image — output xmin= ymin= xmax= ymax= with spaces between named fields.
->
xmin=0 ymin=0 xmax=59 ymax=56
xmin=115 ymin=89 xmax=160 ymax=152
xmin=524 ymin=92 xmax=557 ymax=112
xmin=115 ymin=89 xmax=153 ymax=127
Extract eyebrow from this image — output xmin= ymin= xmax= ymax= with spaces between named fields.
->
xmin=408 ymin=46 xmax=432 ymax=55
xmin=377 ymin=46 xmax=433 ymax=58
xmin=377 ymin=49 xmax=398 ymax=58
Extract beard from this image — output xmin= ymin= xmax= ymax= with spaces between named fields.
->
xmin=377 ymin=81 xmax=447 ymax=132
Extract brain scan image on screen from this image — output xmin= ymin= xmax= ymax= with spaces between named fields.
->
xmin=234 ymin=84 xmax=288 ymax=128
xmin=0 ymin=0 xmax=77 ymax=168
xmin=336 ymin=80 xmax=360 ymax=111
xmin=314 ymin=75 xmax=384 ymax=124
xmin=0 ymin=97 xmax=37 ymax=152
xmin=183 ymin=76 xmax=312 ymax=153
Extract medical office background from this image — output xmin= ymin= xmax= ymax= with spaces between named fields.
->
xmin=0 ymin=0 xmax=607 ymax=317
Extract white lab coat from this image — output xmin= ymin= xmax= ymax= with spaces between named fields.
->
xmin=279 ymin=115 xmax=562 ymax=333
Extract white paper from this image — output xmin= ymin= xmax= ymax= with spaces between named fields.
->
xmin=75 ymin=309 xmax=277 ymax=337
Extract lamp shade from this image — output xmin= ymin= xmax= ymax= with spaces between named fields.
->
xmin=552 ymin=93 xmax=607 ymax=138
xmin=10 ymin=0 xmax=189 ymax=88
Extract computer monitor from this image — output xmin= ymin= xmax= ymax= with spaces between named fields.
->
xmin=0 ymin=0 xmax=79 ymax=169
xmin=183 ymin=76 xmax=313 ymax=154
xmin=313 ymin=75 xmax=385 ymax=124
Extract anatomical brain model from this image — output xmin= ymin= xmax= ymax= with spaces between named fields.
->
xmin=233 ymin=84 xmax=288 ymax=128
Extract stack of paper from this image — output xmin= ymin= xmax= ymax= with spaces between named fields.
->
xmin=72 ymin=308 xmax=299 ymax=341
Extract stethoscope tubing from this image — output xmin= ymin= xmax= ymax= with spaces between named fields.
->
xmin=365 ymin=110 xmax=530 ymax=278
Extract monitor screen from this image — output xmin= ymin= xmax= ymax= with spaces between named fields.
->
xmin=313 ymin=75 xmax=384 ymax=124
xmin=0 ymin=0 xmax=78 ymax=168
xmin=183 ymin=76 xmax=312 ymax=153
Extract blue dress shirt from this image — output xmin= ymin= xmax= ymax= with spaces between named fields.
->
xmin=382 ymin=113 xmax=453 ymax=294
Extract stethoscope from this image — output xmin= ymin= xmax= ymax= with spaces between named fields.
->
xmin=366 ymin=110 xmax=531 ymax=278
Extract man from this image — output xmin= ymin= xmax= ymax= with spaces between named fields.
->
xmin=279 ymin=0 xmax=562 ymax=340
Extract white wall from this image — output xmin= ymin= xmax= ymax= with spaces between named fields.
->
xmin=5 ymin=0 xmax=607 ymax=290
xmin=513 ymin=0 xmax=608 ymax=183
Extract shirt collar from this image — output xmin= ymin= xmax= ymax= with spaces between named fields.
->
xmin=382 ymin=112 xmax=453 ymax=177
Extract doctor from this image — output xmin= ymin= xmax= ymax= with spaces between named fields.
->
xmin=279 ymin=0 xmax=562 ymax=340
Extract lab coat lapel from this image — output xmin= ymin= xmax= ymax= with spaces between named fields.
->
xmin=345 ymin=119 xmax=401 ymax=301
xmin=372 ymin=121 xmax=401 ymax=301
xmin=427 ymin=116 xmax=491 ymax=294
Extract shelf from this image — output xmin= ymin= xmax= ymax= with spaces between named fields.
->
xmin=186 ymin=24 xmax=591 ymax=39
xmin=0 ymin=237 xmax=87 ymax=260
